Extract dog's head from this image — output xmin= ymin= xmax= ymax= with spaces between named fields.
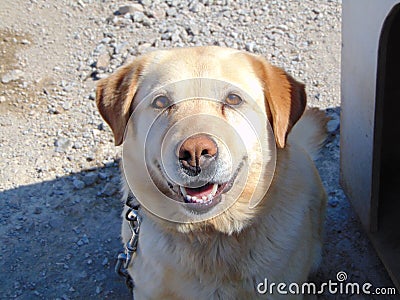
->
xmin=96 ymin=46 xmax=306 ymax=234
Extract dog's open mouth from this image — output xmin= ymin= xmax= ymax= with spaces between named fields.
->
xmin=157 ymin=157 xmax=246 ymax=213
xmin=179 ymin=182 xmax=228 ymax=206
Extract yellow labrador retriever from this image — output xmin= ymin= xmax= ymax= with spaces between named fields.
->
xmin=96 ymin=46 xmax=327 ymax=299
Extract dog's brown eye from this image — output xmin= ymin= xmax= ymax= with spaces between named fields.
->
xmin=225 ymin=94 xmax=243 ymax=106
xmin=152 ymin=95 xmax=170 ymax=109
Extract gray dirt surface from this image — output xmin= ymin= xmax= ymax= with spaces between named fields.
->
xmin=0 ymin=0 xmax=397 ymax=299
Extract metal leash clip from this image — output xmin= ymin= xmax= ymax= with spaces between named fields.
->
xmin=115 ymin=205 xmax=142 ymax=294
xmin=124 ymin=208 xmax=141 ymax=268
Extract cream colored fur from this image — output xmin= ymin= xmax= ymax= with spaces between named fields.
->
xmin=120 ymin=109 xmax=327 ymax=299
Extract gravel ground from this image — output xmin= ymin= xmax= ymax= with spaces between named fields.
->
xmin=0 ymin=0 xmax=397 ymax=299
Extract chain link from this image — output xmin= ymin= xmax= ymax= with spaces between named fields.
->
xmin=115 ymin=206 xmax=142 ymax=294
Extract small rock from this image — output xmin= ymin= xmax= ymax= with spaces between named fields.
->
xmin=100 ymin=37 xmax=111 ymax=44
xmin=55 ymin=137 xmax=71 ymax=152
xmin=142 ymin=16 xmax=152 ymax=27
xmin=98 ymin=122 xmax=106 ymax=131
xmin=133 ymin=11 xmax=145 ymax=23
xmin=62 ymin=101 xmax=72 ymax=110
xmin=88 ymin=92 xmax=96 ymax=100
xmin=277 ymin=24 xmax=289 ymax=31
xmin=117 ymin=4 xmax=144 ymax=15
xmin=82 ymin=172 xmax=98 ymax=186
xmin=166 ymin=8 xmax=177 ymax=17
xmin=96 ymin=286 xmax=102 ymax=294
xmin=327 ymin=117 xmax=340 ymax=133
xmin=82 ymin=234 xmax=89 ymax=244
xmin=61 ymin=294 xmax=70 ymax=300
xmin=96 ymin=53 xmax=110 ymax=70
xmin=98 ymin=172 xmax=109 ymax=180
xmin=73 ymin=141 xmax=83 ymax=149
xmin=21 ymin=39 xmax=31 ymax=45
xmin=72 ymin=179 xmax=85 ymax=190
xmin=113 ymin=42 xmax=128 ymax=55
xmin=187 ymin=23 xmax=200 ymax=36
xmin=139 ymin=0 xmax=152 ymax=7
xmin=1 ymin=70 xmax=24 ymax=84
xmin=171 ymin=32 xmax=180 ymax=43
xmin=102 ymin=257 xmax=108 ymax=266
xmin=245 ymin=42 xmax=256 ymax=52
xmin=0 ymin=96 xmax=6 ymax=103
xmin=148 ymin=9 xmax=165 ymax=19
xmin=161 ymin=32 xmax=172 ymax=40
xmin=98 ymin=182 xmax=118 ymax=196
xmin=95 ymin=73 xmax=108 ymax=80
xmin=189 ymin=1 xmax=202 ymax=12
xmin=78 ymin=270 xmax=87 ymax=278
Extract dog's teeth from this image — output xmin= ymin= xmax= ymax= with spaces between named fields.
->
xmin=186 ymin=195 xmax=192 ymax=201
xmin=211 ymin=184 xmax=218 ymax=196
xmin=202 ymin=196 xmax=207 ymax=201
xmin=207 ymin=194 xmax=213 ymax=201
xmin=191 ymin=196 xmax=197 ymax=201
xmin=180 ymin=186 xmax=187 ymax=197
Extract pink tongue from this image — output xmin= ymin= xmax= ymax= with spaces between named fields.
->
xmin=185 ymin=183 xmax=214 ymax=198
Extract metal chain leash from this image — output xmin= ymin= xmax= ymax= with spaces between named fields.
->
xmin=115 ymin=195 xmax=142 ymax=295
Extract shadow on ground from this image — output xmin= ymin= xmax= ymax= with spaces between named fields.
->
xmin=0 ymin=164 xmax=132 ymax=299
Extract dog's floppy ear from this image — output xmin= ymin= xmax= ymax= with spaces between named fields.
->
xmin=248 ymin=55 xmax=306 ymax=148
xmin=96 ymin=56 xmax=148 ymax=146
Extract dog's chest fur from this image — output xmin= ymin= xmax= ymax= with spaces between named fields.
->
xmin=128 ymin=149 xmax=324 ymax=300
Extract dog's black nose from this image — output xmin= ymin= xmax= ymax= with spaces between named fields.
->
xmin=178 ymin=134 xmax=217 ymax=176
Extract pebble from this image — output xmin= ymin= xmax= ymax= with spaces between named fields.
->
xmin=113 ymin=42 xmax=128 ymax=55
xmin=102 ymin=257 xmax=108 ymax=266
xmin=166 ymin=8 xmax=178 ymax=17
xmin=1 ymin=70 xmax=24 ymax=84
xmin=139 ymin=0 xmax=152 ymax=7
xmin=95 ymin=286 xmax=102 ymax=294
xmin=88 ymin=92 xmax=96 ymax=100
xmin=33 ymin=207 xmax=42 ymax=214
xmin=327 ymin=117 xmax=340 ymax=133
xmin=82 ymin=172 xmax=98 ymax=186
xmin=55 ymin=137 xmax=71 ymax=152
xmin=73 ymin=141 xmax=83 ymax=149
xmin=187 ymin=23 xmax=200 ymax=36
xmin=96 ymin=53 xmax=110 ymax=70
xmin=245 ymin=42 xmax=256 ymax=52
xmin=72 ymin=179 xmax=85 ymax=190
xmin=62 ymin=101 xmax=72 ymax=110
xmin=98 ymin=182 xmax=118 ymax=196
xmin=117 ymin=4 xmax=144 ymax=15
xmin=133 ymin=11 xmax=145 ymax=23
